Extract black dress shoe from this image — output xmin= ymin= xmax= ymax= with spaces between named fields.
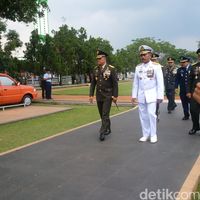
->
xmin=168 ymin=110 xmax=172 ymax=114
xmin=104 ymin=129 xmax=111 ymax=135
xmin=172 ymin=104 xmax=177 ymax=110
xmin=189 ymin=129 xmax=197 ymax=135
xmin=182 ymin=116 xmax=189 ymax=120
xmin=99 ymin=133 xmax=105 ymax=141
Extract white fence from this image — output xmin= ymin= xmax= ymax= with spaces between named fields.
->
xmin=26 ymin=75 xmax=72 ymax=86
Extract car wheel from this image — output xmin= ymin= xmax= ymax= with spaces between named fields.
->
xmin=22 ymin=95 xmax=32 ymax=106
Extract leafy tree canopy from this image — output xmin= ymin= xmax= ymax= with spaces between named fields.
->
xmin=0 ymin=0 xmax=48 ymax=23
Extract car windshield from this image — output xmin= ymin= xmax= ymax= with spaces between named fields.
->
xmin=0 ymin=77 xmax=16 ymax=86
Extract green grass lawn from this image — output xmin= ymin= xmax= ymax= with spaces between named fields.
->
xmin=53 ymin=81 xmax=132 ymax=96
xmin=0 ymin=105 xmax=131 ymax=153
xmin=53 ymin=81 xmax=180 ymax=97
xmin=192 ymin=182 xmax=200 ymax=200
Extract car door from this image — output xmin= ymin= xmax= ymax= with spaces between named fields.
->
xmin=0 ymin=76 xmax=21 ymax=105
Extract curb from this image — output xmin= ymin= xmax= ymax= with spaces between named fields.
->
xmin=176 ymin=154 xmax=200 ymax=200
xmin=34 ymin=99 xmax=134 ymax=106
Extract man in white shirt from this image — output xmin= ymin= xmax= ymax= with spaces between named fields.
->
xmin=43 ymin=69 xmax=52 ymax=99
xmin=131 ymin=45 xmax=164 ymax=143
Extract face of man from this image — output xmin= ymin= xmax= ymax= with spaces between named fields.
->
xmin=151 ymin=58 xmax=158 ymax=63
xmin=180 ymin=61 xmax=188 ymax=67
xmin=97 ymin=56 xmax=106 ymax=66
xmin=140 ymin=52 xmax=151 ymax=63
xmin=168 ymin=61 xmax=174 ymax=67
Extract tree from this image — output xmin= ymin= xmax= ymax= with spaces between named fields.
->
xmin=0 ymin=0 xmax=48 ymax=23
xmin=4 ymin=30 xmax=22 ymax=56
xmin=24 ymin=30 xmax=42 ymax=73
xmin=114 ymin=37 xmax=196 ymax=72
xmin=0 ymin=22 xmax=23 ymax=76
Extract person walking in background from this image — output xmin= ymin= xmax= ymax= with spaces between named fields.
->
xmin=164 ymin=57 xmax=177 ymax=113
xmin=132 ymin=45 xmax=164 ymax=143
xmin=40 ymin=69 xmax=46 ymax=99
xmin=89 ymin=50 xmax=118 ymax=141
xmin=43 ymin=68 xmax=52 ymax=100
xmin=175 ymin=56 xmax=192 ymax=120
xmin=151 ymin=52 xmax=163 ymax=121
xmin=187 ymin=48 xmax=200 ymax=135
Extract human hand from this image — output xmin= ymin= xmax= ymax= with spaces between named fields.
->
xmin=186 ymin=93 xmax=191 ymax=98
xmin=112 ymin=97 xmax=117 ymax=104
xmin=89 ymin=96 xmax=94 ymax=104
xmin=131 ymin=98 xmax=138 ymax=105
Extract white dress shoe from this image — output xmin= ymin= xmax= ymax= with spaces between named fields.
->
xmin=139 ymin=136 xmax=149 ymax=142
xmin=150 ymin=135 xmax=158 ymax=143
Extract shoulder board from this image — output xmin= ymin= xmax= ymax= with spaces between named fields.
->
xmin=109 ymin=64 xmax=115 ymax=68
xmin=136 ymin=63 xmax=142 ymax=67
xmin=94 ymin=66 xmax=98 ymax=69
xmin=152 ymin=62 xmax=159 ymax=65
xmin=192 ymin=62 xmax=200 ymax=67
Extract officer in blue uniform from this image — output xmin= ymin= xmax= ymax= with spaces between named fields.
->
xmin=175 ymin=56 xmax=192 ymax=120
xmin=164 ymin=57 xmax=177 ymax=113
xmin=43 ymin=69 xmax=52 ymax=99
xmin=89 ymin=50 xmax=118 ymax=141
xmin=187 ymin=48 xmax=200 ymax=134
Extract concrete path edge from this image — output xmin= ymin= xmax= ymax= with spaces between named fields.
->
xmin=176 ymin=154 xmax=200 ymax=200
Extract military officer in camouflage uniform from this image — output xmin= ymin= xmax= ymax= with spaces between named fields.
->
xmin=175 ymin=56 xmax=192 ymax=120
xmin=164 ymin=57 xmax=177 ymax=113
xmin=193 ymin=82 xmax=200 ymax=104
xmin=89 ymin=50 xmax=118 ymax=141
xmin=187 ymin=48 xmax=200 ymax=135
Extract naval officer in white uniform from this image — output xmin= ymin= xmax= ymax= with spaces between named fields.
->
xmin=131 ymin=45 xmax=164 ymax=143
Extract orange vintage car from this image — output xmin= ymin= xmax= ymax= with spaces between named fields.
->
xmin=0 ymin=73 xmax=37 ymax=106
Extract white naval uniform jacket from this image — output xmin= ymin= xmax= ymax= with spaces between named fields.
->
xmin=132 ymin=60 xmax=164 ymax=103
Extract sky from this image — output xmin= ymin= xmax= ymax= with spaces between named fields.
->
xmin=6 ymin=0 xmax=200 ymax=57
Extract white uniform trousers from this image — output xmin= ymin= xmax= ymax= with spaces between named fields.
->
xmin=138 ymin=102 xmax=157 ymax=137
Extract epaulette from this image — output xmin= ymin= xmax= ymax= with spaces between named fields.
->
xmin=109 ymin=64 xmax=115 ymax=68
xmin=136 ymin=63 xmax=142 ymax=67
xmin=152 ymin=62 xmax=159 ymax=65
xmin=94 ymin=66 xmax=98 ymax=69
xmin=192 ymin=62 xmax=200 ymax=67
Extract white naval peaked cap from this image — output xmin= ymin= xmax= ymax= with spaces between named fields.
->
xmin=139 ymin=45 xmax=153 ymax=54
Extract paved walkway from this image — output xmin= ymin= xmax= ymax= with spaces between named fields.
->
xmin=0 ymin=106 xmax=71 ymax=125
xmin=0 ymin=104 xmax=200 ymax=200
